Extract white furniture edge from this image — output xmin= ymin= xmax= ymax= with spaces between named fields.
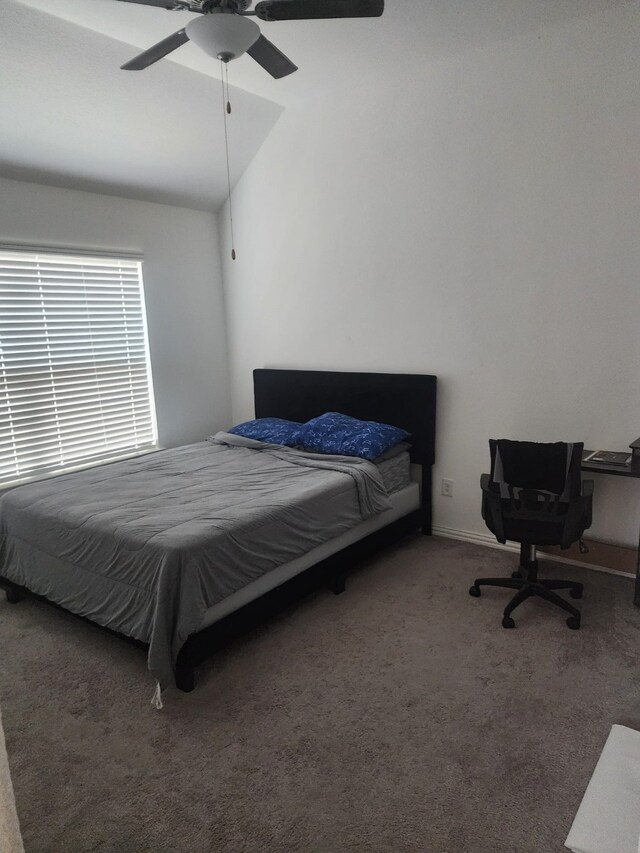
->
xmin=0 ymin=707 xmax=25 ymax=853
xmin=565 ymin=724 xmax=640 ymax=853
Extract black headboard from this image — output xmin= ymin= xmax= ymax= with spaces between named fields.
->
xmin=253 ymin=369 xmax=437 ymax=466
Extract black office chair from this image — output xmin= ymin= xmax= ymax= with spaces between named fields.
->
xmin=469 ymin=440 xmax=593 ymax=629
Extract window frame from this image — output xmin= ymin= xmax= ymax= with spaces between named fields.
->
xmin=0 ymin=243 xmax=159 ymax=489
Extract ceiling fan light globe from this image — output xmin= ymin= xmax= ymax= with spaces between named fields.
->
xmin=185 ymin=13 xmax=260 ymax=61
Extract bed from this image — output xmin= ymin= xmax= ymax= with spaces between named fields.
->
xmin=0 ymin=368 xmax=437 ymax=697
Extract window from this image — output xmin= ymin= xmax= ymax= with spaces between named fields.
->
xmin=0 ymin=247 xmax=158 ymax=487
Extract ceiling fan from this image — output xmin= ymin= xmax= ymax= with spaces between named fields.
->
xmin=118 ymin=0 xmax=385 ymax=79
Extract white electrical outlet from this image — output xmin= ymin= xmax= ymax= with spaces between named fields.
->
xmin=441 ymin=478 xmax=454 ymax=497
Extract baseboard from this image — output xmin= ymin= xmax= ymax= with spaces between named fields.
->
xmin=432 ymin=525 xmax=636 ymax=580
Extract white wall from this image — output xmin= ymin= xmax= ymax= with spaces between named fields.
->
xmin=220 ymin=3 xmax=640 ymax=547
xmin=0 ymin=177 xmax=230 ymax=448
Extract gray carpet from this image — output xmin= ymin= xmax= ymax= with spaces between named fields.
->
xmin=1 ymin=536 xmax=639 ymax=853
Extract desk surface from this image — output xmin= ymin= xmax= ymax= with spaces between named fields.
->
xmin=582 ymin=451 xmax=640 ymax=479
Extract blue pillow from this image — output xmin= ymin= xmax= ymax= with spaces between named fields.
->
xmin=228 ymin=418 xmax=303 ymax=447
xmin=299 ymin=412 xmax=410 ymax=461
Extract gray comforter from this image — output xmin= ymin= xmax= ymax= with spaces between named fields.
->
xmin=0 ymin=433 xmax=390 ymax=689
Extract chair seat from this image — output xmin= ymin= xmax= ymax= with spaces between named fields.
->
xmin=488 ymin=517 xmax=567 ymax=545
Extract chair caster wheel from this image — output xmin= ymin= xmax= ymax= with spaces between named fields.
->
xmin=511 ymin=571 xmax=522 ymax=579
xmin=502 ymin=616 xmax=515 ymax=629
xmin=569 ymin=588 xmax=583 ymax=599
xmin=469 ymin=585 xmax=481 ymax=597
xmin=566 ymin=616 xmax=581 ymax=630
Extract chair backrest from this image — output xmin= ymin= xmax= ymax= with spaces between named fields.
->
xmin=489 ymin=439 xmax=583 ymax=501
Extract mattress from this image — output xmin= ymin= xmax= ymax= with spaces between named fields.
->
xmin=196 ymin=450 xmax=414 ymax=631
xmin=199 ymin=481 xmax=420 ymax=630
xmin=0 ymin=434 xmax=392 ymax=689
xmin=376 ymin=451 xmax=411 ymax=494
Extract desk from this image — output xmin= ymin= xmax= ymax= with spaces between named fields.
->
xmin=581 ymin=452 xmax=640 ymax=606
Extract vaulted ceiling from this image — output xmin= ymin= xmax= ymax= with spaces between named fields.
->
xmin=3 ymin=0 xmax=633 ymax=211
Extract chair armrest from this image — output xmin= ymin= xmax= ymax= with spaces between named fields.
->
xmin=561 ymin=481 xmax=594 ymax=547
xmin=480 ymin=473 xmax=506 ymax=543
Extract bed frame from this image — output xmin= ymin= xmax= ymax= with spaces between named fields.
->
xmin=2 ymin=368 xmax=437 ymax=694
xmin=173 ymin=369 xmax=437 ymax=691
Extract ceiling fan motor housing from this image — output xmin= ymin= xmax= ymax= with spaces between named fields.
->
xmin=199 ymin=0 xmax=251 ymax=12
xmin=185 ymin=10 xmax=260 ymax=60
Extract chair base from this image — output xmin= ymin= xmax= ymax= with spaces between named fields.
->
xmin=469 ymin=545 xmax=583 ymax=629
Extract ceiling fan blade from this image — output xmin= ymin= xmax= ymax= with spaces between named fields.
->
xmin=246 ymin=34 xmax=298 ymax=78
xmin=116 ymin=0 xmax=188 ymax=7
xmin=121 ymin=28 xmax=189 ymax=70
xmin=254 ymin=0 xmax=384 ymax=22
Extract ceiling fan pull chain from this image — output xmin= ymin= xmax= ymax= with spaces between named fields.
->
xmin=220 ymin=59 xmax=236 ymax=261
xmin=225 ymin=62 xmax=232 ymax=114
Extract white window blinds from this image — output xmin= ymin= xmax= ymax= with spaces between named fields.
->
xmin=0 ymin=248 xmax=158 ymax=486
